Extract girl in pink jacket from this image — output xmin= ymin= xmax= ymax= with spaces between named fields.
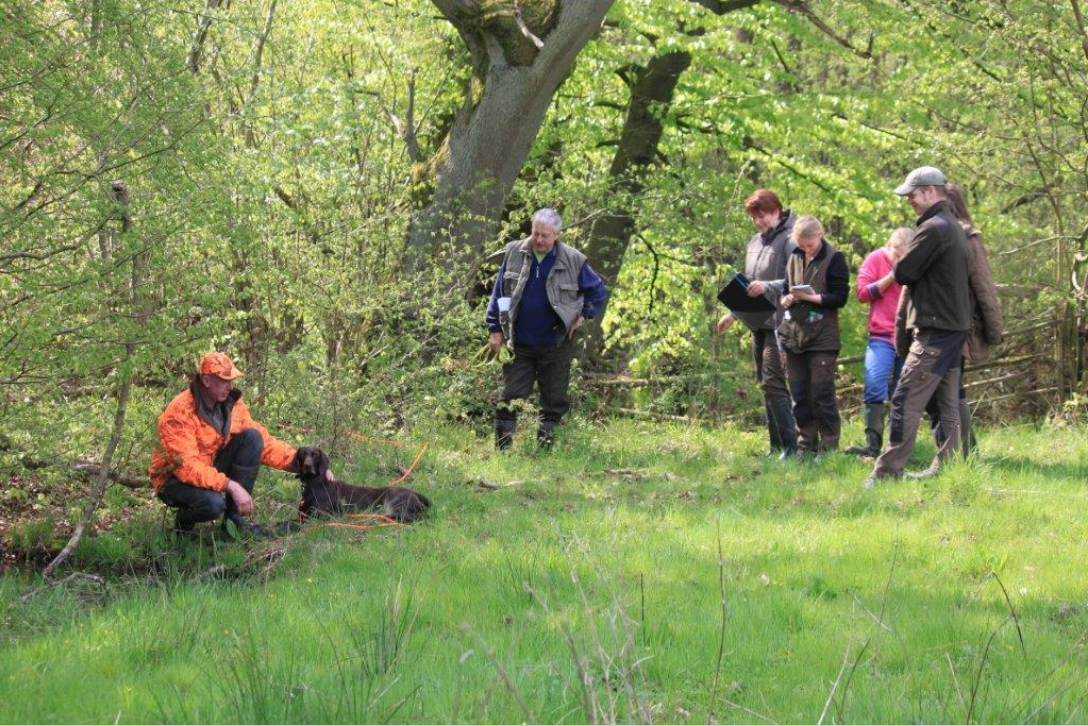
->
xmin=845 ymin=228 xmax=913 ymax=457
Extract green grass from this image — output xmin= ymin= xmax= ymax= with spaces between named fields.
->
xmin=2 ymin=418 xmax=1087 ymax=723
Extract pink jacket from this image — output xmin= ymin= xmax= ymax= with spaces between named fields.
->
xmin=856 ymin=247 xmax=901 ymax=339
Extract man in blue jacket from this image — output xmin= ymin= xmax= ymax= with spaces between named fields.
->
xmin=486 ymin=208 xmax=608 ymax=449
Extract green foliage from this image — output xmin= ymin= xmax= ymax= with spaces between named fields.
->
xmin=5 ymin=0 xmax=1086 ymax=447
xmin=8 ymin=515 xmax=59 ymax=554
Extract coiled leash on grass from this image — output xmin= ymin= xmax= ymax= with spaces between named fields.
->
xmin=320 ymin=513 xmax=406 ymax=533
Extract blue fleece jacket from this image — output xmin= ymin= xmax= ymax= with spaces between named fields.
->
xmin=486 ymin=247 xmax=608 ymax=345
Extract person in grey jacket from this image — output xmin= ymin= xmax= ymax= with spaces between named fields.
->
xmin=716 ymin=189 xmax=797 ymax=459
xmin=864 ymin=167 xmax=971 ymax=487
xmin=486 ymin=208 xmax=607 ymax=449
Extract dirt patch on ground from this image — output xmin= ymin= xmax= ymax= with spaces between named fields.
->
xmin=0 ymin=469 xmax=150 ymax=575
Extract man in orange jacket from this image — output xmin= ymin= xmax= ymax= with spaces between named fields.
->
xmin=149 ymin=352 xmax=325 ymax=539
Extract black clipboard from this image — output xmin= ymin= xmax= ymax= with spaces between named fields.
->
xmin=717 ymin=273 xmax=777 ymax=332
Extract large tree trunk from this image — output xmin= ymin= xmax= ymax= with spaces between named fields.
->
xmin=407 ymin=0 xmax=614 ymax=277
xmin=580 ymin=49 xmax=692 ymax=354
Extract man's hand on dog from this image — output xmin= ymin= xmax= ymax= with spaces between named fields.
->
xmin=226 ymin=480 xmax=254 ymax=516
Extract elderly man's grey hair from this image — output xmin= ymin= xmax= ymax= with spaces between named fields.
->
xmin=532 ymin=207 xmax=562 ymax=233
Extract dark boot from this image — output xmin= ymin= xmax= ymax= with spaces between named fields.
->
xmin=173 ymin=513 xmax=198 ymax=542
xmin=960 ymin=399 xmax=975 ymax=459
xmin=226 ymin=463 xmax=260 ymax=490
xmin=846 ymin=403 xmax=885 ymax=457
xmin=537 ymin=421 xmax=556 ymax=449
xmin=769 ymin=398 xmax=797 ymax=459
xmin=222 ymin=463 xmax=260 ymax=531
xmin=222 ymin=513 xmax=271 ymax=539
xmin=495 ymin=420 xmax=515 ymax=450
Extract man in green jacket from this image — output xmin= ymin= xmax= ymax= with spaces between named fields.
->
xmin=864 ymin=166 xmax=971 ymax=487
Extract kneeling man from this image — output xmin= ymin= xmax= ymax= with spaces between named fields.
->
xmin=149 ymin=352 xmax=326 ymax=538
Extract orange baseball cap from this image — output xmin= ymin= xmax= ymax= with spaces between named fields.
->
xmin=198 ymin=352 xmax=244 ymax=380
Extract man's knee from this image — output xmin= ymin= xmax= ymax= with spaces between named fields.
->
xmin=235 ymin=427 xmax=263 ymax=453
xmin=201 ymin=494 xmax=227 ymax=520
xmin=161 ymin=484 xmax=226 ymax=523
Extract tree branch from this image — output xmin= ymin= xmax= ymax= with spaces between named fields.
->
xmin=248 ymin=0 xmax=278 ymax=103
xmin=689 ymin=0 xmax=762 ymax=14
xmin=1070 ymin=0 xmax=1088 ymax=64
xmin=513 ymin=2 xmax=544 ymax=49
xmin=390 ymin=68 xmax=424 ymax=163
xmin=187 ymin=0 xmax=227 ymax=74
xmin=0 ymin=244 xmax=82 ymax=266
xmin=771 ymin=0 xmax=872 ymax=60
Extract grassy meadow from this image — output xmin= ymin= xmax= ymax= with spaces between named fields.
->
xmin=1 ymin=418 xmax=1087 ymax=723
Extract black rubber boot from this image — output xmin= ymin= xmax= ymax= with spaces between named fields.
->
xmin=769 ymin=398 xmax=797 ymax=460
xmin=227 ymin=462 xmax=260 ymax=490
xmin=222 ymin=513 xmax=271 ymax=539
xmin=495 ymin=421 xmax=515 ymax=450
xmin=846 ymin=403 xmax=884 ymax=457
xmin=537 ymin=422 xmax=556 ymax=449
xmin=931 ymin=399 xmax=976 ymax=460
xmin=222 ymin=462 xmax=261 ymax=534
xmin=173 ymin=513 xmax=198 ymax=542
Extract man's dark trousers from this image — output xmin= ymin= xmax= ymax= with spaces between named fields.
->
xmin=157 ymin=428 xmax=264 ymax=528
xmin=496 ymin=338 xmax=575 ymax=440
xmin=873 ymin=330 xmax=965 ymax=478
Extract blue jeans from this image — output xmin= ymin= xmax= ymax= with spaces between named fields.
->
xmin=862 ymin=337 xmax=903 ymax=404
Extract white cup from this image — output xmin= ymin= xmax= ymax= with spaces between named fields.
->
xmin=497 ymin=297 xmax=511 ymax=312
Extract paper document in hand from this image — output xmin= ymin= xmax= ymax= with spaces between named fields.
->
xmin=789 ymin=284 xmax=815 ymax=295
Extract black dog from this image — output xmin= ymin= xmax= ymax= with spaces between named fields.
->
xmin=295 ymin=446 xmax=431 ymax=523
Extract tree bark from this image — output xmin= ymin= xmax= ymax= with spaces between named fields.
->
xmin=406 ymin=0 xmax=614 ymax=277
xmin=580 ymin=48 xmax=692 ymax=354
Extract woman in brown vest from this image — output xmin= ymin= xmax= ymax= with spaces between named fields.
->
xmin=777 ymin=216 xmax=850 ymax=455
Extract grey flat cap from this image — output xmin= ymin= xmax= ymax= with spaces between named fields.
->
xmin=894 ymin=166 xmax=948 ymax=195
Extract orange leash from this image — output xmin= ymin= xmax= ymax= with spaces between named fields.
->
xmin=390 ymin=442 xmax=429 ymax=485
xmin=324 ymin=513 xmax=405 ymax=532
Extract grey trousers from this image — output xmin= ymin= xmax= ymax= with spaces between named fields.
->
xmin=872 ymin=330 xmax=965 ymax=478
xmin=753 ymin=329 xmax=795 ymax=451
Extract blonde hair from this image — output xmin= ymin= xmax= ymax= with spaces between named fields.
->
xmin=887 ymin=227 xmax=913 ymax=250
xmin=791 ymin=215 xmax=824 ymax=242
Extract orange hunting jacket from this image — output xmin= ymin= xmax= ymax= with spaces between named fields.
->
xmin=148 ymin=378 xmax=297 ymax=492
